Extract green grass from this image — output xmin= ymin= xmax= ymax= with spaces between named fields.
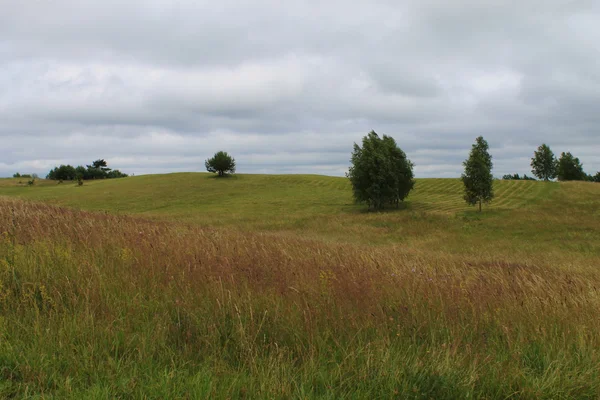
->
xmin=0 ymin=173 xmax=590 ymax=256
xmin=0 ymin=173 xmax=556 ymax=217
xmin=1 ymin=174 xmax=599 ymax=398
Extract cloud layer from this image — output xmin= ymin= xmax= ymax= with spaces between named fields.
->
xmin=2 ymin=0 xmax=599 ymax=177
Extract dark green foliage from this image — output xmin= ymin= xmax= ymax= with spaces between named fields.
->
xmin=46 ymin=165 xmax=77 ymax=181
xmin=47 ymin=160 xmax=128 ymax=181
xmin=87 ymin=159 xmax=111 ymax=173
xmin=205 ymin=151 xmax=236 ymax=177
xmin=502 ymin=173 xmax=536 ymax=181
xmin=530 ymin=144 xmax=557 ymax=181
xmin=347 ymin=130 xmax=415 ymax=210
xmin=106 ymin=170 xmax=128 ymax=179
xmin=86 ymin=159 xmax=112 ymax=179
xmin=13 ymin=173 xmax=31 ymax=178
xmin=556 ymin=152 xmax=586 ymax=181
xmin=75 ymin=166 xmax=87 ymax=179
xmin=462 ymin=136 xmax=494 ymax=212
xmin=592 ymin=172 xmax=600 ymax=183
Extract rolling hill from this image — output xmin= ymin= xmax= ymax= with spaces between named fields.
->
xmin=1 ymin=174 xmax=599 ymax=398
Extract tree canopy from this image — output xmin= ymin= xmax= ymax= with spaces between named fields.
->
xmin=502 ymin=173 xmax=536 ymax=181
xmin=347 ymin=130 xmax=414 ymax=210
xmin=530 ymin=144 xmax=557 ymax=181
xmin=205 ymin=151 xmax=236 ymax=177
xmin=462 ymin=136 xmax=494 ymax=212
xmin=557 ymin=152 xmax=586 ymax=181
xmin=47 ymin=159 xmax=128 ymax=181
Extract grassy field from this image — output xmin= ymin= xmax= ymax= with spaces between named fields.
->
xmin=1 ymin=174 xmax=599 ymax=398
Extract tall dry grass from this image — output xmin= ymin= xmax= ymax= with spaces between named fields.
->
xmin=1 ymin=197 xmax=599 ymax=398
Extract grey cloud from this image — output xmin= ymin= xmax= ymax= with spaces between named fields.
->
xmin=1 ymin=0 xmax=600 ymax=178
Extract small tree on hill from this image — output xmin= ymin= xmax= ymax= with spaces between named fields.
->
xmin=557 ymin=152 xmax=586 ymax=181
xmin=462 ymin=136 xmax=494 ymax=212
xmin=205 ymin=151 xmax=236 ymax=177
xmin=530 ymin=144 xmax=557 ymax=181
xmin=347 ymin=130 xmax=414 ymax=210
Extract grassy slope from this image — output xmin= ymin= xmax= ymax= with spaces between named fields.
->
xmin=0 ymin=173 xmax=594 ymax=258
xmin=0 ymin=173 xmax=557 ymax=218
xmin=1 ymin=175 xmax=600 ymax=398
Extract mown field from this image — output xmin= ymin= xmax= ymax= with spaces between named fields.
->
xmin=1 ymin=174 xmax=599 ymax=398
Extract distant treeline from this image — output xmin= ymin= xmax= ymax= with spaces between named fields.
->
xmin=13 ymin=172 xmax=38 ymax=179
xmin=46 ymin=159 xmax=128 ymax=181
xmin=502 ymin=173 xmax=537 ymax=181
xmin=503 ymin=147 xmax=599 ymax=183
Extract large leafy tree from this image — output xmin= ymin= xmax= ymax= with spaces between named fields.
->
xmin=347 ymin=130 xmax=414 ymax=210
xmin=530 ymin=144 xmax=557 ymax=181
xmin=462 ymin=136 xmax=494 ymax=212
xmin=556 ymin=152 xmax=586 ymax=181
xmin=205 ymin=151 xmax=236 ymax=177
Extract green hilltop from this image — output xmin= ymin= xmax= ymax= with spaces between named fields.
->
xmin=1 ymin=173 xmax=597 ymax=256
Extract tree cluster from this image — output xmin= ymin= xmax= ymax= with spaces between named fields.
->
xmin=530 ymin=144 xmax=598 ymax=182
xmin=502 ymin=173 xmax=536 ymax=181
xmin=347 ymin=131 xmax=415 ymax=210
xmin=47 ymin=159 xmax=128 ymax=181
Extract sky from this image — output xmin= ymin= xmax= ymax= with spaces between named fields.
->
xmin=2 ymin=0 xmax=599 ymax=178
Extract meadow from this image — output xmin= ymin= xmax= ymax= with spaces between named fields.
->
xmin=1 ymin=174 xmax=599 ymax=398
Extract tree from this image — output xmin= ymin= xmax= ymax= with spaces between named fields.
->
xmin=205 ymin=151 xmax=236 ymax=177
xmin=46 ymin=164 xmax=77 ymax=180
xmin=75 ymin=165 xmax=87 ymax=180
xmin=592 ymin=172 xmax=600 ymax=183
xmin=89 ymin=159 xmax=111 ymax=172
xmin=462 ymin=136 xmax=494 ymax=212
xmin=86 ymin=159 xmax=111 ymax=179
xmin=347 ymin=130 xmax=414 ymax=210
xmin=530 ymin=144 xmax=557 ymax=181
xmin=106 ymin=169 xmax=128 ymax=178
xmin=556 ymin=152 xmax=586 ymax=181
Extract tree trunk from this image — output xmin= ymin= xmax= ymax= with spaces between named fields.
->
xmin=479 ymin=199 xmax=482 ymax=212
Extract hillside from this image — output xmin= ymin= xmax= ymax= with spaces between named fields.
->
xmin=1 ymin=174 xmax=599 ymax=398
xmin=0 ymin=173 xmax=557 ymax=217
xmin=0 ymin=173 xmax=595 ymax=254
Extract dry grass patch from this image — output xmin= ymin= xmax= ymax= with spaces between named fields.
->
xmin=1 ymin=197 xmax=599 ymax=398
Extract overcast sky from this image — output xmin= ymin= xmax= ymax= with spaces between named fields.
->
xmin=2 ymin=0 xmax=599 ymax=178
